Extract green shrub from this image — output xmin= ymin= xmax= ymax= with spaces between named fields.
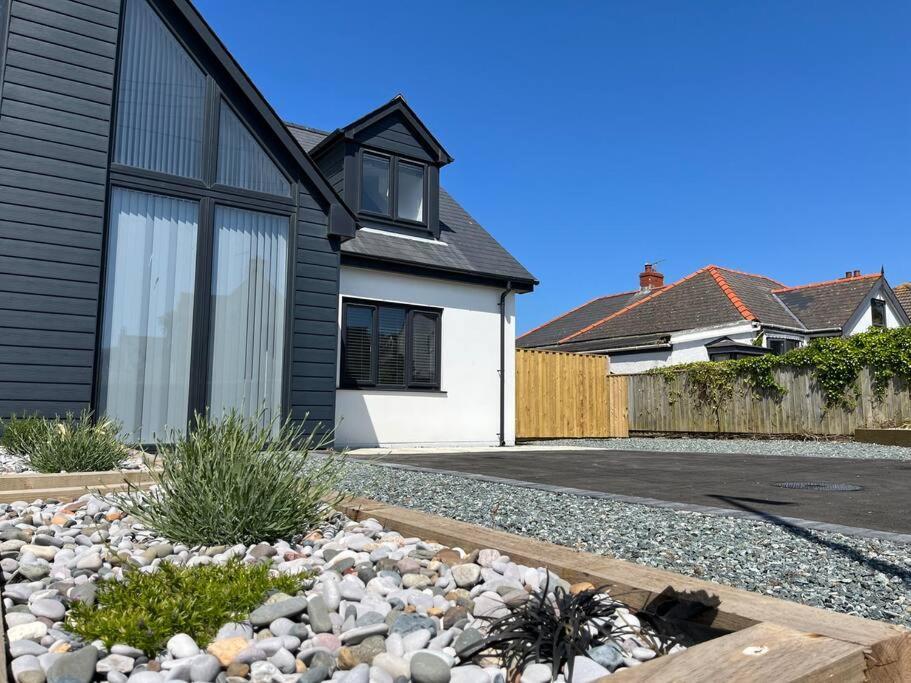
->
xmin=66 ymin=559 xmax=309 ymax=656
xmin=114 ymin=411 xmax=345 ymax=546
xmin=0 ymin=413 xmax=53 ymax=457
xmin=6 ymin=411 xmax=128 ymax=473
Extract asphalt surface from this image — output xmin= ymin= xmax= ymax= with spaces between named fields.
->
xmin=351 ymin=449 xmax=911 ymax=534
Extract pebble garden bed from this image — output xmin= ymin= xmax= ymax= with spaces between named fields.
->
xmin=1 ymin=495 xmax=684 ymax=683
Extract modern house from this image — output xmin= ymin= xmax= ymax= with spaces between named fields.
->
xmin=0 ymin=0 xmax=536 ymax=447
xmin=519 ymin=264 xmax=908 ymax=374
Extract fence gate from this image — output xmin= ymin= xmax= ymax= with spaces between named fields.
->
xmin=515 ymin=349 xmax=628 ymax=439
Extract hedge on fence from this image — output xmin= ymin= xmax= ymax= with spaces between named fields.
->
xmin=649 ymin=327 xmax=911 ymax=410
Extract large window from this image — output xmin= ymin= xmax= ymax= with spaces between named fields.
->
xmin=97 ymin=189 xmax=199 ymax=442
xmin=101 ymin=0 xmax=295 ymax=439
xmin=341 ymin=300 xmax=441 ymax=390
xmin=359 ymin=151 xmax=426 ymax=224
xmin=769 ymin=338 xmax=800 ymax=355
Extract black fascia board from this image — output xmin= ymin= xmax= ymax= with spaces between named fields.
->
xmin=341 ymin=253 xmax=536 ymax=292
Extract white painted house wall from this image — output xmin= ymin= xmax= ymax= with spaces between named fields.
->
xmin=843 ymin=282 xmax=905 ymax=335
xmin=608 ymin=322 xmax=756 ymax=374
xmin=335 ymin=266 xmax=515 ymax=448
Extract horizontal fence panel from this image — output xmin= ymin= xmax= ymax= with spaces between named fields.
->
xmin=627 ymin=367 xmax=911 ymax=436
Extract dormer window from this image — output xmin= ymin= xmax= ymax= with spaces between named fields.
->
xmin=359 ymin=150 xmax=426 ymax=224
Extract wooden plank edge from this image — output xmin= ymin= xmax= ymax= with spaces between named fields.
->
xmin=338 ymin=495 xmax=910 ymax=682
xmin=604 ymin=622 xmax=866 ymax=682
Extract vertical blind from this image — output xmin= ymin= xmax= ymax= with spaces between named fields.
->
xmin=217 ymin=101 xmax=291 ymax=197
xmin=378 ymin=307 xmax=405 ymax=385
xmin=208 ymin=206 xmax=289 ymax=432
xmin=98 ymin=188 xmax=199 ymax=442
xmin=410 ymin=311 xmax=439 ymax=384
xmin=114 ymin=0 xmax=206 ymax=179
xmin=343 ymin=305 xmax=374 ymax=385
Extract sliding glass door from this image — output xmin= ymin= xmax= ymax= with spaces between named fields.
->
xmin=97 ymin=188 xmax=199 ymax=442
xmin=208 ymin=206 xmax=289 ymax=432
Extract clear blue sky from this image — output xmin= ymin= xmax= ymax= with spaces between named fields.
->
xmin=195 ymin=0 xmax=911 ymax=333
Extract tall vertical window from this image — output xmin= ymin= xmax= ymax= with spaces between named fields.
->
xmin=217 ymin=102 xmax=291 ymax=197
xmin=114 ymin=0 xmax=206 ymax=179
xmin=208 ymin=207 xmax=289 ymax=431
xmin=396 ymin=161 xmax=425 ymax=222
xmin=341 ymin=300 xmax=441 ymax=390
xmin=360 ymin=153 xmax=390 ymax=215
xmin=871 ymin=299 xmax=886 ymax=327
xmin=98 ymin=189 xmax=199 ymax=442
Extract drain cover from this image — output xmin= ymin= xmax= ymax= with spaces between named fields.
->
xmin=774 ymin=482 xmax=863 ymax=492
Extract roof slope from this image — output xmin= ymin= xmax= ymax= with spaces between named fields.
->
xmin=286 ymin=123 xmax=536 ymax=287
xmin=562 ymin=267 xmax=747 ymax=344
xmin=895 ymin=283 xmax=911 ymax=318
xmin=517 ymin=290 xmax=650 ymax=348
xmin=773 ymin=275 xmax=881 ymax=330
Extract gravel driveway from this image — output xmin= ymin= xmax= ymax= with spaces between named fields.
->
xmin=338 ymin=458 xmax=911 ymax=628
xmin=532 ymin=436 xmax=911 ymax=460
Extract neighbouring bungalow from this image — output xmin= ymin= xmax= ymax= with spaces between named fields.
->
xmin=0 ymin=0 xmax=536 ymax=447
xmin=518 ymin=264 xmax=909 ymax=374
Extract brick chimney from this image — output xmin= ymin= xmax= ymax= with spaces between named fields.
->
xmin=639 ymin=263 xmax=664 ymax=291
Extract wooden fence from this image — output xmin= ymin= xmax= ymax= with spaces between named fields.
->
xmin=627 ymin=367 xmax=911 ymax=436
xmin=515 ymin=349 xmax=628 ymax=438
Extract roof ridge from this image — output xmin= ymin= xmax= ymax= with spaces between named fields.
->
xmin=708 ymin=266 xmax=758 ymax=321
xmin=772 ymin=273 xmax=880 ymax=294
xmin=712 ymin=265 xmax=786 ymax=288
xmin=517 ymin=290 xmax=642 ymax=340
xmin=558 ymin=266 xmax=715 ymax=344
xmin=284 ymin=121 xmax=332 ymax=135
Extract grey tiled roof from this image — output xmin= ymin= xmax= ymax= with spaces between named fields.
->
xmin=285 ymin=123 xmax=536 ymax=286
xmin=517 ymin=290 xmax=650 ymax=348
xmin=774 ymin=276 xmax=881 ymax=330
xmin=565 ymin=269 xmax=744 ymax=344
xmin=719 ymin=270 xmax=802 ymax=329
xmin=895 ymin=283 xmax=911 ymax=318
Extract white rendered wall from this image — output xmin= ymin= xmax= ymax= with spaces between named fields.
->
xmin=844 ymin=282 xmax=905 ymax=335
xmin=335 ymin=266 xmax=516 ymax=448
xmin=608 ymin=322 xmax=756 ymax=374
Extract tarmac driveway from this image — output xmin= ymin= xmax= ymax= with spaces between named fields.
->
xmin=351 ymin=448 xmax=911 ymax=535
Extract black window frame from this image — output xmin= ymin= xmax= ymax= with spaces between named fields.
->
xmin=871 ymin=299 xmax=886 ymax=328
xmin=341 ymin=298 xmax=442 ymax=391
xmin=95 ymin=0 xmax=298 ymax=438
xmin=768 ymin=337 xmax=799 ymax=356
xmin=357 ymin=148 xmax=427 ymax=227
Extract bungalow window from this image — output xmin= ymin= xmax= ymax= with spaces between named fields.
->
xmin=342 ymin=300 xmax=441 ymax=390
xmin=769 ymin=338 xmax=799 ymax=355
xmin=359 ymin=152 xmax=426 ymax=224
xmin=871 ymin=299 xmax=886 ymax=327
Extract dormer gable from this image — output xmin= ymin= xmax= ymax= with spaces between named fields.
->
xmin=309 ymin=96 xmax=452 ymax=239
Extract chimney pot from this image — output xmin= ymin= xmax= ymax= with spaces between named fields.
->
xmin=853 ymin=269 xmax=861 ymax=277
xmin=845 ymin=271 xmax=852 ymax=279
xmin=639 ymin=263 xmax=664 ymax=290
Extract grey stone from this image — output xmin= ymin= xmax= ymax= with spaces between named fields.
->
xmin=520 ymin=663 xmax=552 ymax=683
xmin=268 ymin=617 xmax=294 ymax=636
xmin=215 ymin=622 xmax=253 ymax=641
xmin=389 ymin=614 xmax=436 ymax=637
xmin=10 ymin=640 xmax=48 ymax=657
xmin=47 ymin=645 xmax=98 ymax=683
xmin=321 ymin=580 xmax=341 ymax=611
xmin=268 ymin=648 xmax=296 ymax=674
xmin=307 ymin=594 xmax=333 ymax=634
xmin=341 ymin=663 xmax=369 ymax=683
xmin=110 ymin=645 xmax=145 ymax=659
xmin=452 ymin=629 xmax=482 ymax=655
xmin=450 ymin=665 xmax=489 ymax=683
xmin=12 ymin=654 xmax=45 ymax=683
xmin=68 ymin=583 xmax=96 ymax=606
xmin=249 ymin=596 xmax=308 ymax=627
xmin=250 ymin=660 xmax=282 ymax=683
xmin=298 ymin=665 xmax=330 ymax=683
xmin=450 ymin=565 xmax=481 ymax=588
xmin=340 ymin=623 xmax=388 ymax=645
xmin=410 ymin=651 xmax=451 ymax=683
xmin=355 ymin=612 xmax=385 ymax=628
xmin=234 ymin=645 xmax=267 ymax=664
xmin=587 ymin=643 xmax=624 ymax=672
xmin=566 ymin=656 xmax=610 ymax=683
xmin=189 ymin=654 xmax=222 ymax=682
xmin=372 ymin=653 xmax=409 ymax=679
xmin=402 ymin=629 xmax=431 ymax=653
xmin=126 ymin=673 xmax=163 ymax=683
xmin=29 ymin=599 xmax=65 ymax=621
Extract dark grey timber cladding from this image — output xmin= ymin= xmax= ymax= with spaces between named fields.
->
xmin=355 ymin=110 xmax=433 ymax=162
xmin=292 ymin=184 xmax=340 ymax=438
xmin=318 ymin=142 xmax=344 ymax=195
xmin=0 ymin=0 xmax=120 ymax=419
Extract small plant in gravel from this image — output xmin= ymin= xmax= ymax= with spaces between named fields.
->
xmin=459 ymin=582 xmax=674 ymax=679
xmin=3 ymin=411 xmax=129 ymax=473
xmin=66 ymin=559 xmax=309 ymax=656
xmin=115 ymin=411 xmax=345 ymax=546
xmin=0 ymin=412 xmax=53 ymax=457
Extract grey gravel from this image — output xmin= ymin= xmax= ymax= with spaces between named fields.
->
xmin=338 ymin=459 xmax=911 ymax=628
xmin=534 ymin=436 xmax=911 ymax=460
